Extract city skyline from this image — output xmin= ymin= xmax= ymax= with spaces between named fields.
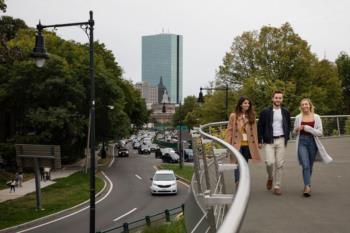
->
xmin=5 ymin=0 xmax=350 ymax=98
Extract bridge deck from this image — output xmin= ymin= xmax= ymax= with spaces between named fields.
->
xmin=233 ymin=137 xmax=350 ymax=233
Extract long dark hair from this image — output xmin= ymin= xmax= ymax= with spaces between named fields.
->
xmin=235 ymin=96 xmax=256 ymax=124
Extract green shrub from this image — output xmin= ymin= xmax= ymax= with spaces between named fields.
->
xmin=0 ymin=143 xmax=16 ymax=171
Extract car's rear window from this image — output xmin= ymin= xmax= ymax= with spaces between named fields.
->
xmin=154 ymin=173 xmax=175 ymax=181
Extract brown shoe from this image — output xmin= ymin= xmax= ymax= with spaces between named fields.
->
xmin=273 ymin=188 xmax=282 ymax=195
xmin=303 ymin=186 xmax=311 ymax=197
xmin=266 ymin=179 xmax=273 ymax=190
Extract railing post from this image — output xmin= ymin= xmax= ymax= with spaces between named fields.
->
xmin=122 ymin=222 xmax=129 ymax=233
xmin=165 ymin=209 xmax=170 ymax=222
xmin=206 ymin=205 xmax=217 ymax=233
xmin=192 ymin=132 xmax=203 ymax=193
xmin=201 ymin=139 xmax=212 ymax=191
xmin=145 ymin=215 xmax=151 ymax=226
xmin=337 ymin=116 xmax=341 ymax=136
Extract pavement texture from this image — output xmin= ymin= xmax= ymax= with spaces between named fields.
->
xmin=0 ymin=168 xmax=78 ymax=203
xmin=0 ymin=157 xmax=87 ymax=203
xmin=238 ymin=137 xmax=350 ymax=233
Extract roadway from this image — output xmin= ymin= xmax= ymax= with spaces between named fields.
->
xmin=15 ymin=144 xmax=189 ymax=233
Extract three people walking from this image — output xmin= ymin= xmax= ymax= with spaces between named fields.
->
xmin=227 ymin=91 xmax=332 ymax=197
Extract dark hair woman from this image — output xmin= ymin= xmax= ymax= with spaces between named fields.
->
xmin=226 ymin=96 xmax=261 ymax=187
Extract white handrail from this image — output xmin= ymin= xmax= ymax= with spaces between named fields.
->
xmin=199 ymin=121 xmax=250 ymax=233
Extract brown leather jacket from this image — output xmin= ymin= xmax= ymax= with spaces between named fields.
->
xmin=226 ymin=113 xmax=261 ymax=161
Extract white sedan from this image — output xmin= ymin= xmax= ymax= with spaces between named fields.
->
xmin=150 ymin=170 xmax=178 ymax=195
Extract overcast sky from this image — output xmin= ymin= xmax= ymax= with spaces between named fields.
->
xmin=5 ymin=0 xmax=350 ymax=98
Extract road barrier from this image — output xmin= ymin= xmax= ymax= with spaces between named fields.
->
xmin=97 ymin=204 xmax=184 ymax=233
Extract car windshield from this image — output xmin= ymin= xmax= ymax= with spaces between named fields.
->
xmin=154 ymin=173 xmax=175 ymax=181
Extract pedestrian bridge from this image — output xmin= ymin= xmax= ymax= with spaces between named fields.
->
xmin=185 ymin=115 xmax=350 ymax=233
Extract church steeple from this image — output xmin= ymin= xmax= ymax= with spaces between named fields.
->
xmin=158 ymin=76 xmax=168 ymax=104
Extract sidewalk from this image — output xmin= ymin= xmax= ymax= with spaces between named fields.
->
xmin=0 ymin=168 xmax=79 ymax=203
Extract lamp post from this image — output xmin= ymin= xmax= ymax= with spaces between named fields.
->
xmin=197 ymin=84 xmax=229 ymax=121
xmin=31 ymin=11 xmax=97 ymax=233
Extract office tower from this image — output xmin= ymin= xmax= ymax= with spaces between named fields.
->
xmin=142 ymin=33 xmax=183 ymax=103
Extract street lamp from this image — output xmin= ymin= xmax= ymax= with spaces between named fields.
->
xmin=197 ymin=84 xmax=229 ymax=121
xmin=31 ymin=11 xmax=97 ymax=233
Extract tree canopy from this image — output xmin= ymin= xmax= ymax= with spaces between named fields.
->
xmin=336 ymin=52 xmax=350 ymax=114
xmin=0 ymin=15 xmax=149 ymax=162
xmin=215 ymin=22 xmax=343 ymax=115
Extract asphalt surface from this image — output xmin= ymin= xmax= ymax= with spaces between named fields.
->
xmin=13 ymin=144 xmax=189 ymax=233
xmin=240 ymin=137 xmax=350 ymax=233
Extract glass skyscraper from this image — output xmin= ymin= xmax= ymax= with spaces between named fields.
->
xmin=142 ymin=33 xmax=183 ymax=103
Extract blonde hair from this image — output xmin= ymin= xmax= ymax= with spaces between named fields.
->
xmin=299 ymin=98 xmax=315 ymax=113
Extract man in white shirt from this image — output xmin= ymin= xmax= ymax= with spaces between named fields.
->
xmin=258 ymin=91 xmax=291 ymax=195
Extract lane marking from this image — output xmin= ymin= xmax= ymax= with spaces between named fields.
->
xmin=178 ymin=180 xmax=190 ymax=188
xmin=135 ymin=174 xmax=142 ymax=180
xmin=16 ymin=171 xmax=113 ymax=233
xmin=113 ymin=208 xmax=137 ymax=222
xmin=108 ymin=153 xmax=115 ymax=168
xmin=152 ymin=165 xmax=158 ymax=170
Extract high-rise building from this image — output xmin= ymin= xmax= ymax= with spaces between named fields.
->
xmin=142 ymin=33 xmax=183 ymax=103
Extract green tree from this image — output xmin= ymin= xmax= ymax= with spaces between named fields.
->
xmin=336 ymin=52 xmax=350 ymax=114
xmin=0 ymin=17 xmax=149 ymax=162
xmin=217 ymin=22 xmax=343 ymax=115
xmin=0 ymin=0 xmax=6 ymax=12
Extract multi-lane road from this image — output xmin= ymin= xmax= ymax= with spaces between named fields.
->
xmin=16 ymin=145 xmax=189 ymax=233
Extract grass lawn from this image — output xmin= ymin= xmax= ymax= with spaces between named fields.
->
xmin=159 ymin=164 xmax=193 ymax=182
xmin=142 ymin=216 xmax=186 ymax=233
xmin=0 ymin=171 xmax=104 ymax=230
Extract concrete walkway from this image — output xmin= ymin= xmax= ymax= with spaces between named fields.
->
xmin=0 ymin=169 xmax=78 ymax=203
xmin=239 ymin=137 xmax=350 ymax=233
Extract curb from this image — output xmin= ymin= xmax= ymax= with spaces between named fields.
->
xmin=0 ymin=172 xmax=109 ymax=233
xmin=155 ymin=165 xmax=191 ymax=185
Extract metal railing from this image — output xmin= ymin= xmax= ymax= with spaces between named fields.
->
xmin=187 ymin=115 xmax=350 ymax=233
xmin=291 ymin=115 xmax=350 ymax=138
xmin=98 ymin=205 xmax=184 ymax=233
xmin=186 ymin=121 xmax=250 ymax=233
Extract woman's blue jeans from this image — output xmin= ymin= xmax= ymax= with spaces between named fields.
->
xmin=298 ymin=134 xmax=318 ymax=186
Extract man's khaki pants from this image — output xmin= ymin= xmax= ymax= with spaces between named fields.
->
xmin=264 ymin=138 xmax=286 ymax=189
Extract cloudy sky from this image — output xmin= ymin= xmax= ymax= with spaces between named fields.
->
xmin=5 ymin=0 xmax=350 ymax=98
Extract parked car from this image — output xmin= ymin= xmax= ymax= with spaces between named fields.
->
xmin=162 ymin=151 xmax=180 ymax=163
xmin=118 ymin=147 xmax=129 ymax=157
xmin=150 ymin=170 xmax=178 ymax=195
xmin=184 ymin=149 xmax=194 ymax=162
xmin=139 ymin=144 xmax=151 ymax=154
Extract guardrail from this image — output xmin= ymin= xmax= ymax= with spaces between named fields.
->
xmin=98 ymin=205 xmax=184 ymax=233
xmin=185 ymin=122 xmax=250 ymax=233
xmin=186 ymin=115 xmax=350 ymax=233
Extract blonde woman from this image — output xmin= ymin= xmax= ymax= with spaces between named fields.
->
xmin=226 ymin=96 xmax=261 ymax=186
xmin=293 ymin=98 xmax=333 ymax=197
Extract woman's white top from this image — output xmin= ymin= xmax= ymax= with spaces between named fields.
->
xmin=293 ymin=113 xmax=333 ymax=164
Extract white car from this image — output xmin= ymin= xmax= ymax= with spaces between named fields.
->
xmin=150 ymin=170 xmax=178 ymax=195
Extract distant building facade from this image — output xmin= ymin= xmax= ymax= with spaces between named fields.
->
xmin=135 ymin=81 xmax=158 ymax=105
xmin=142 ymin=33 xmax=183 ymax=103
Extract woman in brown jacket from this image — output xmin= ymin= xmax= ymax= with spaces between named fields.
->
xmin=226 ymin=96 xmax=261 ymax=185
